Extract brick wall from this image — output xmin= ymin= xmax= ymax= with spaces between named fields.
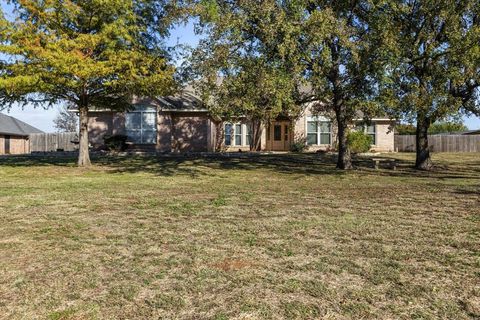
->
xmin=293 ymin=104 xmax=395 ymax=152
xmin=171 ymin=113 xmax=209 ymax=152
xmin=0 ymin=135 xmax=29 ymax=155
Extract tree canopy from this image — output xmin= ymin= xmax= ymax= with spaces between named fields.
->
xmin=292 ymin=0 xmax=385 ymax=169
xmin=188 ymin=0 xmax=301 ymax=150
xmin=396 ymin=120 xmax=469 ymax=135
xmin=0 ymin=0 xmax=178 ymax=166
xmin=379 ymin=0 xmax=480 ymax=169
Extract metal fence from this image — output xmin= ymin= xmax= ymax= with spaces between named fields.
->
xmin=29 ymin=132 xmax=78 ymax=152
xmin=395 ymin=135 xmax=480 ymax=152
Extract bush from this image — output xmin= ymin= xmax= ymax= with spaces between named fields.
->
xmin=290 ymin=139 xmax=307 ymax=152
xmin=104 ymin=135 xmax=128 ymax=152
xmin=347 ymin=131 xmax=372 ymax=153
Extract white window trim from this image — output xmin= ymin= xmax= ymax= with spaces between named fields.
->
xmin=225 ymin=122 xmax=251 ymax=147
xmin=305 ymin=116 xmax=332 ymax=146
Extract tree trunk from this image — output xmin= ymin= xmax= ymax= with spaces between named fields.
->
xmin=336 ymin=119 xmax=353 ymax=170
xmin=77 ymin=105 xmax=91 ymax=167
xmin=249 ymin=119 xmax=263 ymax=151
xmin=215 ymin=121 xmax=225 ymax=152
xmin=415 ymin=116 xmax=433 ymax=170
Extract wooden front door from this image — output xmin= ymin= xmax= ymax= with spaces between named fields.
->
xmin=267 ymin=121 xmax=291 ymax=151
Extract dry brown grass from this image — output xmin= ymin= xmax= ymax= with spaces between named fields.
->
xmin=0 ymin=153 xmax=479 ymax=319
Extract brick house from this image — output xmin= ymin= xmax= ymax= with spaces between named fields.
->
xmin=0 ymin=113 xmax=44 ymax=155
xmin=87 ymin=86 xmax=395 ymax=153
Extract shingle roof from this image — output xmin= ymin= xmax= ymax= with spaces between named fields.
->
xmin=157 ymin=85 xmax=205 ymax=111
xmin=0 ymin=113 xmax=44 ymax=136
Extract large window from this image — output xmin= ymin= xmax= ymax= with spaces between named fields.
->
xmin=307 ymin=118 xmax=332 ymax=145
xmin=126 ymin=106 xmax=157 ymax=144
xmin=224 ymin=122 xmax=250 ymax=146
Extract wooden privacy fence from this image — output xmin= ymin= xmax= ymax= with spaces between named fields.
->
xmin=29 ymin=132 xmax=78 ymax=152
xmin=395 ymin=135 xmax=480 ymax=152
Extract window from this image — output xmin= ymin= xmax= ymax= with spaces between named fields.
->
xmin=126 ymin=106 xmax=157 ymax=144
xmin=307 ymin=121 xmax=318 ymax=145
xmin=306 ymin=118 xmax=332 ymax=145
xmin=235 ymin=124 xmax=242 ymax=145
xmin=367 ymin=124 xmax=376 ymax=145
xmin=246 ymin=125 xmax=252 ymax=146
xmin=356 ymin=122 xmax=376 ymax=145
xmin=225 ymin=123 xmax=233 ymax=146
xmin=224 ymin=122 xmax=250 ymax=146
xmin=319 ymin=122 xmax=331 ymax=144
xmin=274 ymin=125 xmax=282 ymax=141
xmin=284 ymin=125 xmax=289 ymax=141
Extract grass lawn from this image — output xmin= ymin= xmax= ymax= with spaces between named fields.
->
xmin=0 ymin=153 xmax=479 ymax=319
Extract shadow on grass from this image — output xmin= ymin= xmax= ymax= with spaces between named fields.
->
xmin=97 ymin=153 xmax=343 ymax=177
xmin=1 ymin=153 xmax=479 ymax=180
xmin=0 ymin=155 xmax=78 ymax=167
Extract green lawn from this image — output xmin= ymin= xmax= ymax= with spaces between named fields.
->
xmin=0 ymin=153 xmax=479 ymax=319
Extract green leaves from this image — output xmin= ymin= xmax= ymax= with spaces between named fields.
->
xmin=190 ymin=0 xmax=301 ymax=124
xmin=198 ymin=0 xmax=219 ymax=23
xmin=378 ymin=0 xmax=480 ymax=122
xmin=0 ymin=0 xmax=176 ymax=109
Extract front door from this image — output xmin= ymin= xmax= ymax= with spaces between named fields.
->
xmin=267 ymin=121 xmax=291 ymax=151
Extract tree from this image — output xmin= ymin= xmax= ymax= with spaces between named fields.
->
xmin=396 ymin=123 xmax=417 ymax=135
xmin=396 ymin=120 xmax=469 ymax=135
xmin=379 ymin=0 xmax=480 ymax=170
xmin=54 ymin=105 xmax=78 ymax=133
xmin=0 ymin=0 xmax=177 ymax=166
xmin=191 ymin=0 xmax=383 ymax=166
xmin=429 ymin=121 xmax=469 ymax=134
xmin=293 ymin=0 xmax=384 ymax=169
xmin=189 ymin=0 xmax=300 ymax=151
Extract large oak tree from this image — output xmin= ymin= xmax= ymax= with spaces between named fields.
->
xmin=292 ymin=0 xmax=384 ymax=169
xmin=188 ymin=0 xmax=301 ymax=151
xmin=190 ymin=0 xmax=384 ymax=168
xmin=0 ymin=0 xmax=178 ymax=166
xmin=378 ymin=0 xmax=480 ymax=170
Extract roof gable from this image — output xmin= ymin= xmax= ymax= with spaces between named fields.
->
xmin=0 ymin=113 xmax=44 ymax=136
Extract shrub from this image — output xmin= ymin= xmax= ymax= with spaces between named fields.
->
xmin=347 ymin=131 xmax=372 ymax=153
xmin=290 ymin=139 xmax=307 ymax=152
xmin=104 ymin=135 xmax=128 ymax=152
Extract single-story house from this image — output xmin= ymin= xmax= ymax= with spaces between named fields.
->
xmin=0 ymin=113 xmax=44 ymax=155
xmin=87 ymin=86 xmax=395 ymax=153
xmin=461 ymin=129 xmax=480 ymax=135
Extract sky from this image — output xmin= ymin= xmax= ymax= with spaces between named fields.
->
xmin=1 ymin=4 xmax=480 ymax=132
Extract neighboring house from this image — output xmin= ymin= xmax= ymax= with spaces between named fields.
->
xmin=461 ymin=129 xmax=480 ymax=135
xmin=87 ymin=86 xmax=395 ymax=153
xmin=430 ymin=129 xmax=480 ymax=136
xmin=0 ymin=113 xmax=44 ymax=155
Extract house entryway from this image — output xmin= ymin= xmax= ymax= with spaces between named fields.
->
xmin=266 ymin=121 xmax=291 ymax=151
